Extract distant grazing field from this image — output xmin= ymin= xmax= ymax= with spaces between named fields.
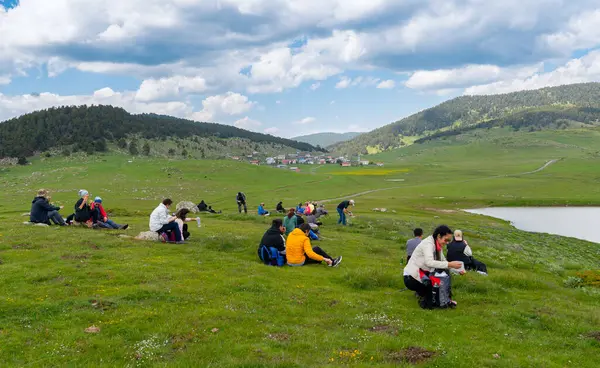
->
xmin=0 ymin=128 xmax=599 ymax=367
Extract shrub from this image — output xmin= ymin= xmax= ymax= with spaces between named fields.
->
xmin=563 ymin=276 xmax=583 ymax=289
xmin=577 ymin=270 xmax=600 ymax=288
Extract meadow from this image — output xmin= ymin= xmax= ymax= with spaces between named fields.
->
xmin=0 ymin=127 xmax=599 ymax=367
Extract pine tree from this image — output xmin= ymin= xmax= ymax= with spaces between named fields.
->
xmin=129 ymin=141 xmax=139 ymax=155
xmin=182 ymin=149 xmax=188 ymax=157
xmin=142 ymin=142 xmax=151 ymax=156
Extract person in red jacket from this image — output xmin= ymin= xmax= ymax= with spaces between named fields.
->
xmin=91 ymin=197 xmax=128 ymax=230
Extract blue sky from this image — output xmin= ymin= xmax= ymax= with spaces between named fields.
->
xmin=1 ymin=0 xmax=600 ymax=138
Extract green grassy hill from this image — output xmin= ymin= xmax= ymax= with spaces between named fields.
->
xmin=0 ymin=105 xmax=320 ymax=159
xmin=333 ymin=83 xmax=600 ymax=155
xmin=0 ymin=128 xmax=599 ymax=367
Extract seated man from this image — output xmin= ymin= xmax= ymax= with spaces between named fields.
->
xmin=286 ymin=223 xmax=342 ymax=267
xmin=447 ymin=230 xmax=488 ymax=275
xmin=258 ymin=203 xmax=270 ymax=216
xmin=149 ymin=198 xmax=184 ymax=243
xmin=30 ymin=189 xmax=67 ymax=226
xmin=406 ymin=228 xmax=423 ymax=263
xmin=276 ymin=201 xmax=285 ymax=213
xmin=258 ymin=219 xmax=286 ymax=262
xmin=197 ymin=200 xmax=208 ymax=212
xmin=91 ymin=197 xmax=128 ymax=230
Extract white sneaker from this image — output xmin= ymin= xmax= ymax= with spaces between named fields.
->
xmin=332 ymin=256 xmax=342 ymax=267
xmin=477 ymin=271 xmax=488 ymax=276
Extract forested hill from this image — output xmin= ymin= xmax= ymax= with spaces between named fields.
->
xmin=0 ymin=105 xmax=319 ymax=158
xmin=333 ymin=82 xmax=600 ymax=154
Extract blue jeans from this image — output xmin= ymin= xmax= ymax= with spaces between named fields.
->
xmin=157 ymin=222 xmax=182 ymax=242
xmin=98 ymin=219 xmax=121 ymax=229
xmin=337 ymin=208 xmax=346 ymax=225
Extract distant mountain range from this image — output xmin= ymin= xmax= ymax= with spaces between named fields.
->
xmin=0 ymin=105 xmax=320 ymax=159
xmin=333 ymin=83 xmax=600 ymax=155
xmin=292 ymin=132 xmax=362 ymax=147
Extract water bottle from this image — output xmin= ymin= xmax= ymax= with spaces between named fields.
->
xmin=196 ymin=217 xmax=201 ymax=227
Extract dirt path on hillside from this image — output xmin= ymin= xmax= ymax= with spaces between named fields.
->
xmin=316 ymin=159 xmax=559 ymax=204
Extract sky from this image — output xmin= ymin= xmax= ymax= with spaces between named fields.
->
xmin=1 ymin=0 xmax=600 ymax=138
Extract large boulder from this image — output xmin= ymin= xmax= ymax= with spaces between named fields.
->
xmin=135 ymin=231 xmax=161 ymax=241
xmin=176 ymin=201 xmax=199 ymax=214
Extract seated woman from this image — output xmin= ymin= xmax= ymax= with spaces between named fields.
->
xmin=258 ymin=203 xmax=270 ymax=216
xmin=286 ymin=224 xmax=341 ymax=267
xmin=447 ymin=230 xmax=488 ymax=275
xmin=174 ymin=208 xmax=197 ymax=240
xmin=283 ymin=209 xmax=298 ymax=236
xmin=73 ymin=190 xmax=99 ymax=227
xmin=276 ymin=201 xmax=285 ymax=213
xmin=403 ymin=225 xmax=463 ymax=309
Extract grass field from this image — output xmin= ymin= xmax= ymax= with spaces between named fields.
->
xmin=1 ymin=128 xmax=600 ymax=367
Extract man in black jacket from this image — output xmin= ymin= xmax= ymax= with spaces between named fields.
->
xmin=236 ymin=192 xmax=247 ymax=213
xmin=30 ymin=189 xmax=67 ymax=226
xmin=259 ymin=219 xmax=286 ymax=253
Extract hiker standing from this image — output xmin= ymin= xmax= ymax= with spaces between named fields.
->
xmin=236 ymin=192 xmax=247 ymax=214
xmin=337 ymin=199 xmax=355 ymax=226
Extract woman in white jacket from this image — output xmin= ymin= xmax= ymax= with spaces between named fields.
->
xmin=403 ymin=225 xmax=463 ymax=309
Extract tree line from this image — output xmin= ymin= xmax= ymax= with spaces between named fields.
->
xmin=0 ymin=105 xmax=320 ymax=158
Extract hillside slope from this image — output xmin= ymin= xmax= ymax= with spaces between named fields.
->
xmin=0 ymin=105 xmax=319 ymax=158
xmin=292 ymin=132 xmax=361 ymax=147
xmin=333 ymin=83 xmax=600 ymax=154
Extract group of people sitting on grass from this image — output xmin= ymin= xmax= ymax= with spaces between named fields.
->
xmin=258 ymin=199 xmax=351 ymax=267
xmin=403 ymin=225 xmax=488 ymax=309
xmin=29 ymin=189 xmax=128 ymax=230
xmin=259 ymin=219 xmax=342 ymax=267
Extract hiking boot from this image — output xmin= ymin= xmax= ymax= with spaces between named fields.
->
xmin=331 ymin=256 xmax=342 ymax=267
xmin=120 ymin=224 xmax=129 ymax=230
xmin=92 ymin=223 xmax=99 ymax=229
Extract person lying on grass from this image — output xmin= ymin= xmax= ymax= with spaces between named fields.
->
xmin=29 ymin=189 xmax=67 ymax=226
xmin=403 ymin=225 xmax=463 ymax=309
xmin=447 ymin=230 xmax=488 ymax=275
xmin=90 ymin=197 xmax=128 ymax=230
xmin=149 ymin=198 xmax=184 ymax=244
xmin=286 ymin=223 xmax=341 ymax=267
xmin=175 ymin=208 xmax=198 ymax=240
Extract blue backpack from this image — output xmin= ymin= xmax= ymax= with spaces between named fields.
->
xmin=258 ymin=245 xmax=285 ymax=266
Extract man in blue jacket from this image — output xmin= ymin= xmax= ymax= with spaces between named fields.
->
xmin=30 ymin=189 xmax=67 ymax=226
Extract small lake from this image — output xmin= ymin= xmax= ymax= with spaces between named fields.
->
xmin=465 ymin=207 xmax=600 ymax=244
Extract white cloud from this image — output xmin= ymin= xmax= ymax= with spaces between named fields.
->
xmin=464 ymin=50 xmax=600 ymax=95
xmin=335 ymin=76 xmax=351 ymax=89
xmin=0 ymin=74 xmax=10 ymax=85
xmin=294 ymin=117 xmax=316 ymax=125
xmin=541 ymin=9 xmax=600 ymax=54
xmin=264 ymin=127 xmax=280 ymax=135
xmin=275 ymin=100 xmax=281 ymax=104
xmin=310 ymin=82 xmax=321 ymax=90
xmin=136 ymin=75 xmax=207 ymax=102
xmin=330 ymin=100 xmax=335 ymax=105
xmin=406 ymin=64 xmax=542 ymax=91
xmin=377 ymin=79 xmax=396 ymax=89
xmin=190 ymin=91 xmax=254 ymax=121
xmin=234 ymin=116 xmax=262 ymax=131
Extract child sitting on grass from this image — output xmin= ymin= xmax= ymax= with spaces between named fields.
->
xmin=174 ymin=208 xmax=198 ymax=240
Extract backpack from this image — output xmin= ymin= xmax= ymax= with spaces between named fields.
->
xmin=430 ymin=271 xmax=452 ymax=308
xmin=258 ymin=245 xmax=284 ymax=266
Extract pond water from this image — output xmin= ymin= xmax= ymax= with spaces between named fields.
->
xmin=465 ymin=207 xmax=600 ymax=244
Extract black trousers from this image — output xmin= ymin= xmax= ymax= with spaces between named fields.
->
xmin=466 ymin=257 xmax=488 ymax=273
xmin=237 ymin=202 xmax=247 ymax=213
xmin=404 ymin=275 xmax=434 ymax=309
xmin=304 ymin=247 xmax=333 ymax=264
